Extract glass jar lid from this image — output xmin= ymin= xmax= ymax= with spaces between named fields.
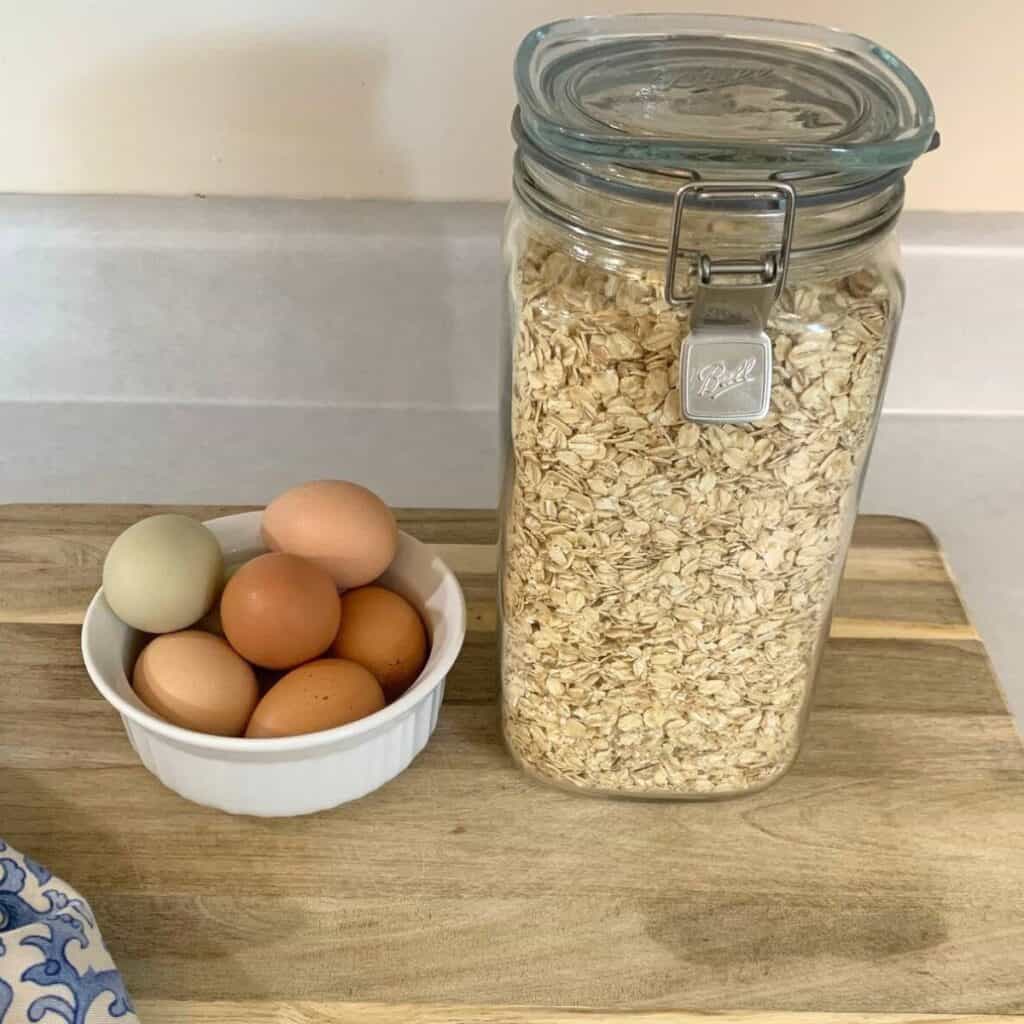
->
xmin=515 ymin=14 xmax=937 ymax=181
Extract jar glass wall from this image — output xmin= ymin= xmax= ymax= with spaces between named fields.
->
xmin=499 ymin=198 xmax=904 ymax=798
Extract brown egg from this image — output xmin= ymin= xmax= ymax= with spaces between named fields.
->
xmin=132 ymin=630 xmax=258 ymax=736
xmin=245 ymin=659 xmax=385 ymax=738
xmin=331 ymin=585 xmax=428 ymax=701
xmin=220 ymin=553 xmax=341 ymax=669
xmin=261 ymin=480 xmax=398 ymax=589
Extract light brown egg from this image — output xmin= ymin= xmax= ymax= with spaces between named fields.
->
xmin=132 ymin=630 xmax=258 ymax=736
xmin=245 ymin=659 xmax=385 ymax=738
xmin=261 ymin=480 xmax=398 ymax=589
xmin=220 ymin=553 xmax=341 ymax=669
xmin=331 ymin=585 xmax=428 ymax=701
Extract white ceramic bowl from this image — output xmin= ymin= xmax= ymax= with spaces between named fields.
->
xmin=81 ymin=511 xmax=466 ymax=817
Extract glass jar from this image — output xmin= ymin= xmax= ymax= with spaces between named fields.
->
xmin=499 ymin=15 xmax=937 ymax=798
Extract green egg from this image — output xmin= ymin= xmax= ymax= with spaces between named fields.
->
xmin=102 ymin=515 xmax=223 ymax=633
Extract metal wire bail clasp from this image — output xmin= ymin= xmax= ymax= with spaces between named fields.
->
xmin=666 ymin=181 xmax=796 ymax=424
xmin=664 ymin=181 xmax=797 ymax=306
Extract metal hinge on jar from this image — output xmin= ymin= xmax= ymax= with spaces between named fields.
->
xmin=665 ymin=182 xmax=796 ymax=424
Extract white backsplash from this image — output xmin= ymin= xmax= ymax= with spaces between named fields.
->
xmin=1 ymin=197 xmax=1021 ymax=505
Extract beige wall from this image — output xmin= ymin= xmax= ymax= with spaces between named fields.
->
xmin=4 ymin=1 xmax=1020 ymax=210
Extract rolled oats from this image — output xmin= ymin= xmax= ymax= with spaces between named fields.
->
xmin=500 ymin=235 xmax=894 ymax=797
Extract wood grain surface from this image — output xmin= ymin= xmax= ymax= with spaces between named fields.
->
xmin=0 ymin=505 xmax=1021 ymax=1023
xmin=136 ymin=1004 xmax=1024 ymax=1024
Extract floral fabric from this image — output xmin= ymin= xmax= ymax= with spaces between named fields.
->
xmin=0 ymin=839 xmax=137 ymax=1024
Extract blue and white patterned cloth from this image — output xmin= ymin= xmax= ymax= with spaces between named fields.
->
xmin=0 ymin=839 xmax=137 ymax=1023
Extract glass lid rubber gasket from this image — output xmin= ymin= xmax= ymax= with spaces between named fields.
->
xmin=511 ymin=110 xmax=912 ymax=210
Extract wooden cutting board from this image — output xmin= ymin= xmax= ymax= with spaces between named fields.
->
xmin=0 ymin=505 xmax=1022 ymax=1024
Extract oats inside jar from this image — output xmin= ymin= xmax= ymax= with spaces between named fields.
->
xmin=500 ymin=235 xmax=896 ymax=797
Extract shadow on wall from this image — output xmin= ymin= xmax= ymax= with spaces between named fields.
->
xmin=55 ymin=32 xmax=408 ymax=197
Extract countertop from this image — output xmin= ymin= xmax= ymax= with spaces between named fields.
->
xmin=1 ymin=505 xmax=1022 ymax=1021
xmin=861 ymin=414 xmax=1024 ymax=724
